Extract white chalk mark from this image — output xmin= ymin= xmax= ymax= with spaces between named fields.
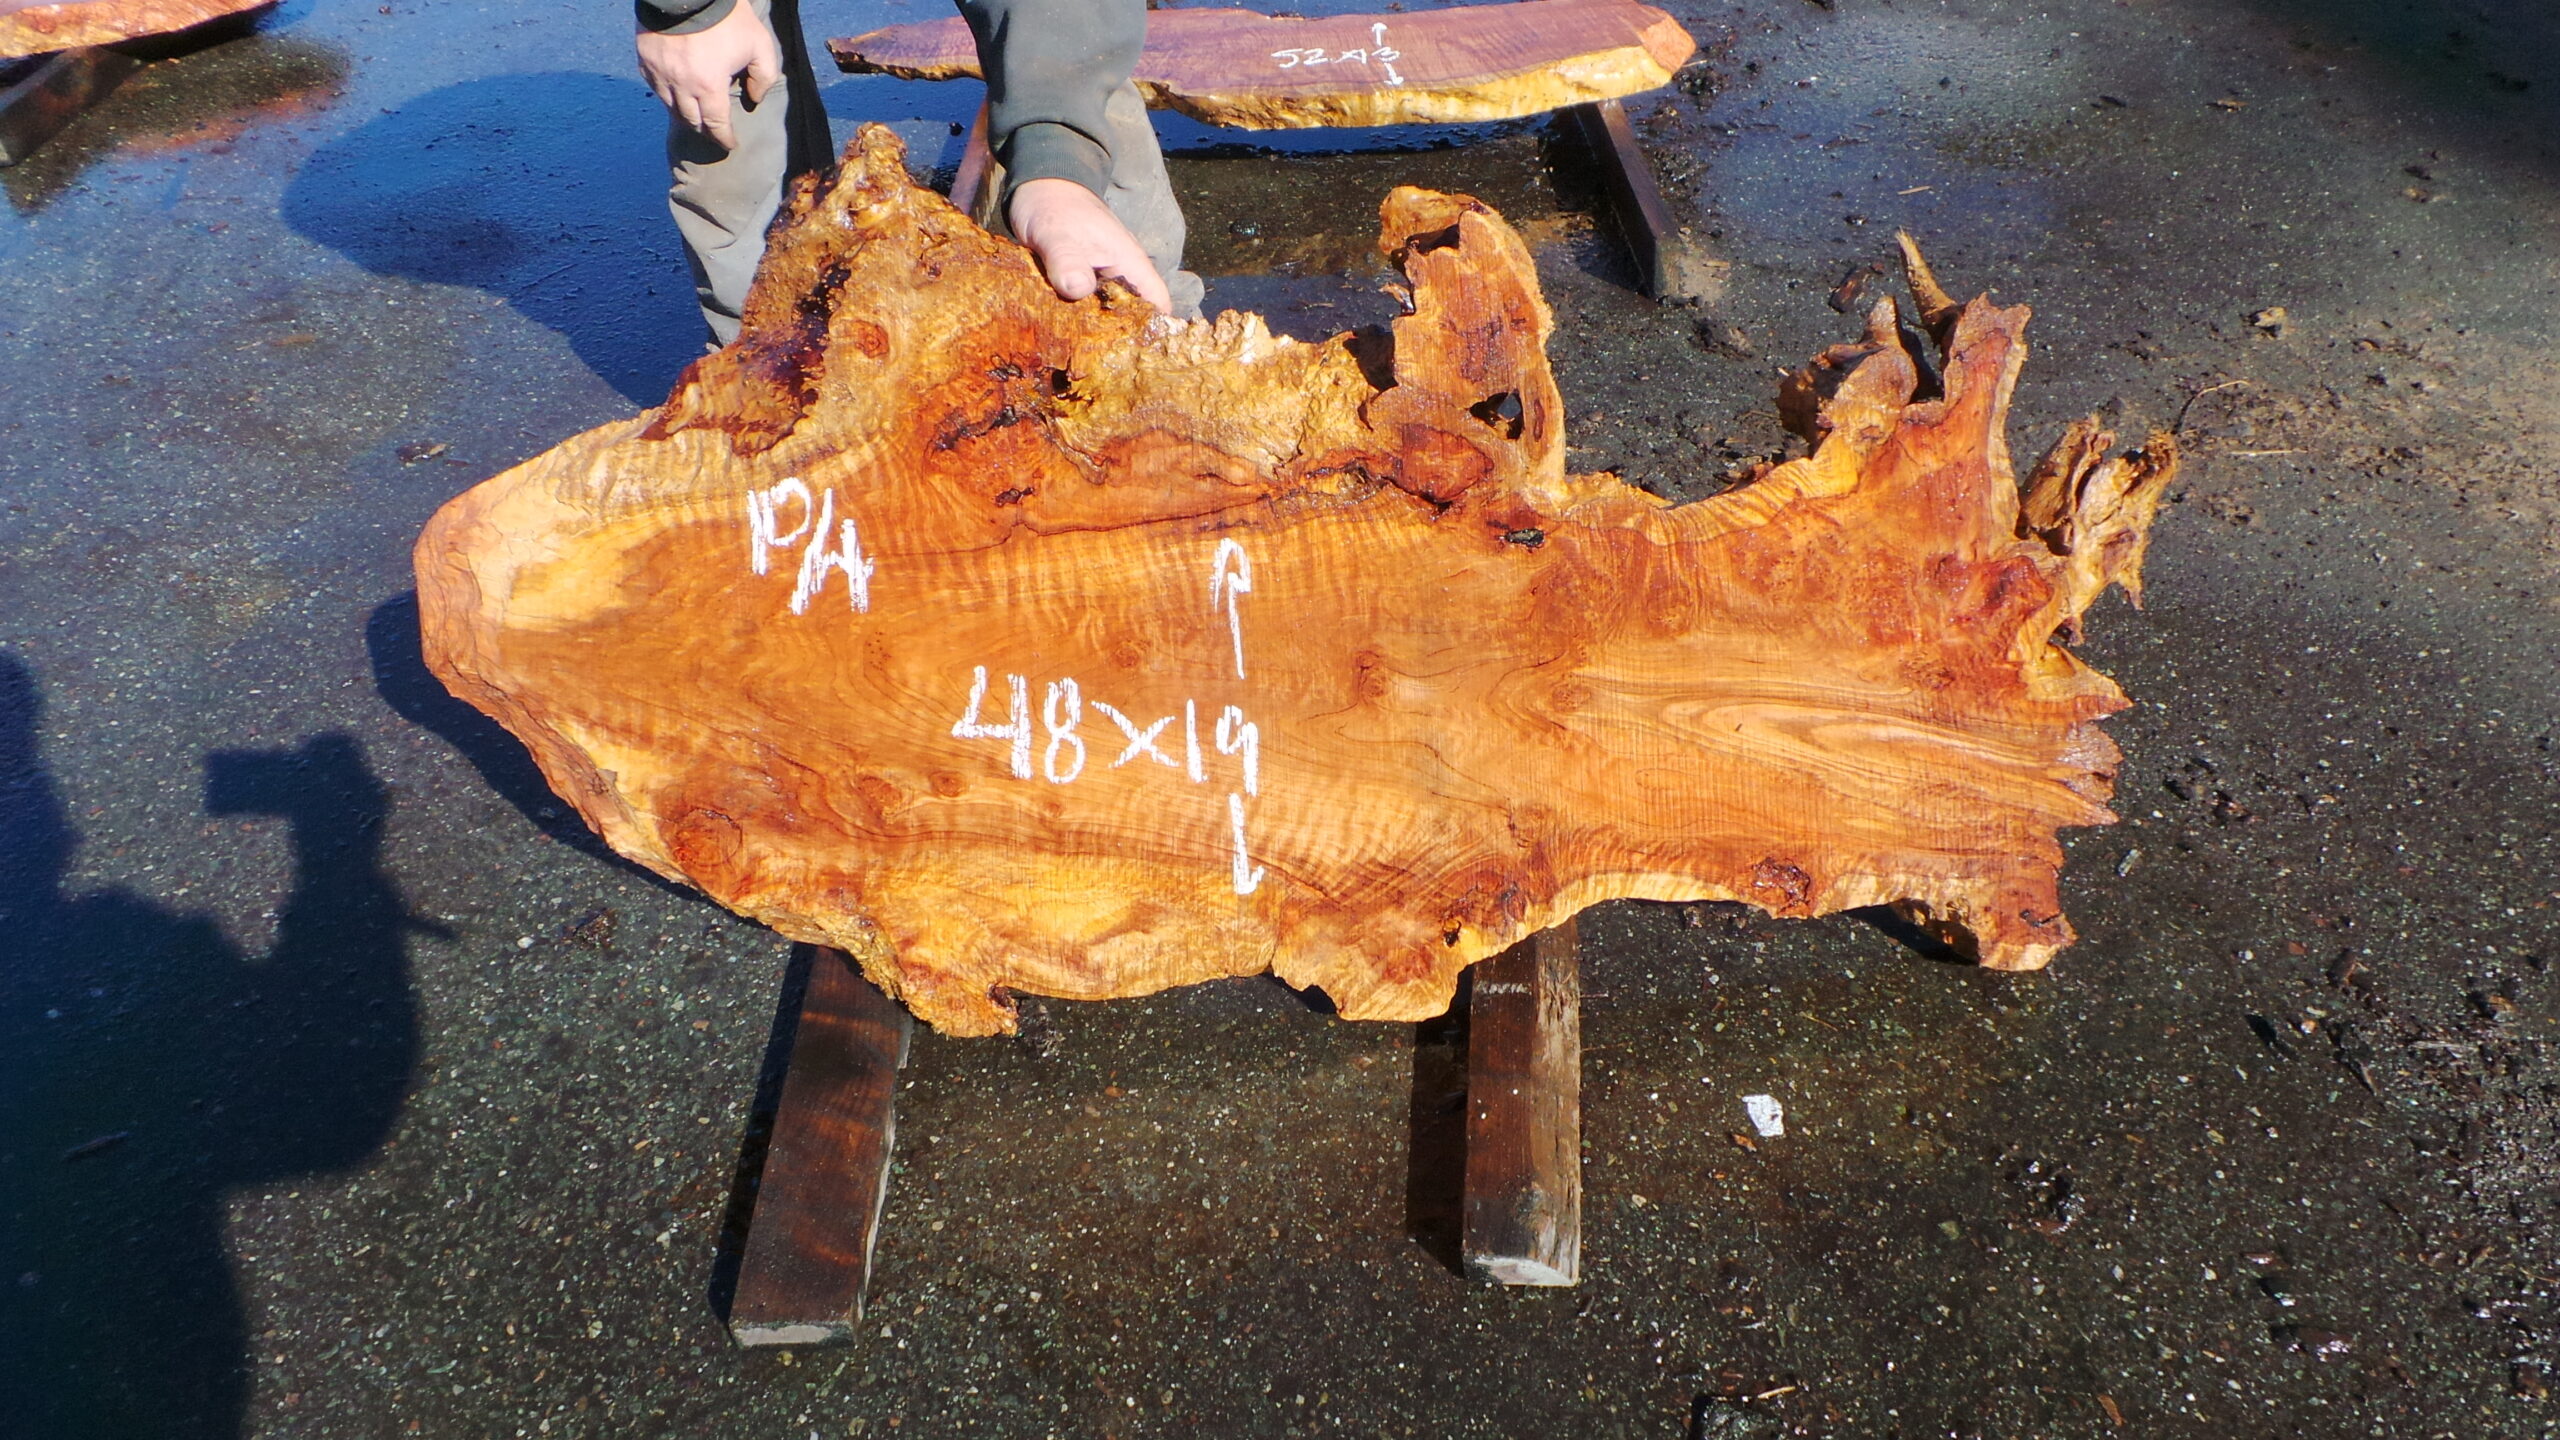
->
xmin=1184 ymin=699 xmax=1204 ymax=784
xmin=1215 ymin=705 xmax=1260 ymax=797
xmin=1228 ymin=792 xmax=1265 ymax=896
xmin=1742 ymin=1094 xmax=1786 ymax=1138
xmin=1208 ymin=538 xmax=1251 ymax=679
xmin=1093 ymin=701 xmax=1177 ymax=769
xmin=952 ymin=666 xmax=1032 ymax=779
xmin=749 ymin=478 xmax=813 ymax=576
xmin=1382 ymin=60 xmax=1404 ymax=86
xmin=1270 ymin=47 xmax=1299 ymax=67
xmin=1371 ymin=20 xmax=1387 ymax=44
xmin=789 ymin=487 xmax=875 ymax=614
xmin=1042 ymin=678 xmax=1087 ymax=784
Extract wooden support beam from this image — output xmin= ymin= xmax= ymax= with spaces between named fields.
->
xmin=945 ymin=97 xmax=991 ymax=226
xmin=1462 ymin=917 xmax=1580 ymax=1286
xmin=726 ymin=946 xmax=912 ymax=1346
xmin=1566 ymin=96 xmax=1723 ymax=304
xmin=0 ymin=44 xmax=133 ymax=166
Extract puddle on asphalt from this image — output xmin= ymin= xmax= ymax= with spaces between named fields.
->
xmin=3 ymin=24 xmax=348 ymax=213
xmin=1167 ymin=126 xmax=1594 ymax=339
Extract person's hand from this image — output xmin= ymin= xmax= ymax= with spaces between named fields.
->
xmin=1007 ymin=177 xmax=1173 ymax=314
xmin=635 ymin=2 xmax=781 ymax=152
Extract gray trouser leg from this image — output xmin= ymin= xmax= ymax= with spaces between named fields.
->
xmin=986 ymin=81 xmax=1204 ymax=320
xmin=665 ymin=0 xmax=790 ymax=347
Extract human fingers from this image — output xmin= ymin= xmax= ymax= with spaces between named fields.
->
xmin=743 ymin=30 xmax=782 ymax=105
xmin=1042 ymin=250 xmax=1102 ymax=302
xmin=1081 ymin=223 xmax=1172 ymax=313
xmin=1093 ymin=253 xmax=1173 ymax=315
xmin=697 ymin=82 xmax=739 ymax=151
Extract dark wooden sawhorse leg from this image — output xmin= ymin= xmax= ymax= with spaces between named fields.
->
xmin=0 ymin=47 xmax=139 ymax=166
xmin=1462 ymin=917 xmax=1582 ymax=1286
xmin=727 ymin=947 xmax=912 ymax=1346
xmin=1567 ymin=97 xmax=1724 ymax=306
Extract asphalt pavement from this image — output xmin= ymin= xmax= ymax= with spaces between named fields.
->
xmin=2 ymin=0 xmax=2555 ymax=1436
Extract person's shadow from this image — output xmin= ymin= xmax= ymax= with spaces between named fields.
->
xmin=0 ymin=652 xmax=423 ymax=1440
xmin=279 ymin=71 xmax=706 ymax=405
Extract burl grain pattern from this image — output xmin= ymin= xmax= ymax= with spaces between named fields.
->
xmin=829 ymin=0 xmax=1695 ymax=130
xmin=416 ymin=127 xmax=2174 ymax=1037
xmin=0 ymin=0 xmax=269 ymax=58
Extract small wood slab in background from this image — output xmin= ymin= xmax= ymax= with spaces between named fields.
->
xmin=727 ymin=948 xmax=912 ymax=1346
xmin=831 ymin=0 xmax=1694 ymax=130
xmin=0 ymin=42 xmax=130 ymax=163
xmin=0 ymin=0 xmax=271 ymax=59
xmin=1462 ymin=919 xmax=1580 ymax=1285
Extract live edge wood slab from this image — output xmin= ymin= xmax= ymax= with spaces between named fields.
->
xmin=0 ymin=0 xmax=269 ymax=58
xmin=830 ymin=0 xmax=1695 ymax=129
xmin=415 ymin=126 xmax=2174 ymax=1038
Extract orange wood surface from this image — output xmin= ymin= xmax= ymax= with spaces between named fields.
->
xmin=416 ymin=127 xmax=2173 ymax=1037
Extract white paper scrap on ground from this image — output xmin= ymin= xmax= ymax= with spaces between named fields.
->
xmin=1742 ymin=1093 xmax=1786 ymax=1138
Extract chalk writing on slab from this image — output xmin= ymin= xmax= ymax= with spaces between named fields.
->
xmin=1208 ymin=537 xmax=1251 ymax=679
xmin=1042 ymin=678 xmax=1087 ymax=784
xmin=746 ymin=478 xmax=875 ymax=613
xmin=952 ymin=666 xmax=1032 ymax=779
xmin=945 ymin=539 xmax=1267 ymax=892
xmin=1269 ymin=23 xmax=1404 ymax=85
xmin=1093 ymin=700 xmax=1177 ymax=769
xmin=1215 ymin=705 xmax=1260 ymax=797
xmin=1228 ymin=792 xmax=1266 ymax=896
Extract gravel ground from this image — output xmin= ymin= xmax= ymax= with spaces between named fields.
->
xmin=2 ymin=0 xmax=2555 ymax=1436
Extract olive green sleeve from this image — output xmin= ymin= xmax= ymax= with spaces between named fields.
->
xmin=956 ymin=0 xmax=1145 ymax=201
xmin=635 ymin=0 xmax=736 ymax=35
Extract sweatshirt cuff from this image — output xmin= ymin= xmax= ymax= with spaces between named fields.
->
xmin=635 ymin=0 xmax=737 ymax=36
xmin=1000 ymin=122 xmax=1113 ymax=202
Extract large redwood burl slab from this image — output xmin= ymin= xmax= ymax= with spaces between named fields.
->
xmin=416 ymin=127 xmax=2174 ymax=1036
xmin=0 ymin=0 xmax=270 ymax=58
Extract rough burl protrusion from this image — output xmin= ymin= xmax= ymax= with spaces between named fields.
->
xmin=416 ymin=126 xmax=2175 ymax=1035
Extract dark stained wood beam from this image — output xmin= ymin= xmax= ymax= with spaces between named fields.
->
xmin=0 ymin=45 xmax=133 ymax=165
xmin=945 ymin=97 xmax=991 ymax=225
xmin=1567 ymin=96 xmax=1724 ymax=304
xmin=726 ymin=946 xmax=912 ymax=1346
xmin=1462 ymin=917 xmax=1581 ymax=1286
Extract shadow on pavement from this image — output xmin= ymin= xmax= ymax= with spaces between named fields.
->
xmin=0 ymin=652 xmax=423 ymax=1440
xmin=1403 ymin=989 xmax=1470 ymax=1278
xmin=2227 ymin=0 xmax=2555 ymax=172
xmin=281 ymin=71 xmax=704 ymax=405
xmin=364 ymin=592 xmax=691 ymax=894
xmin=704 ymin=942 xmax=818 ymax=1325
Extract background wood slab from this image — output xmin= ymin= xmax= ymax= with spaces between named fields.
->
xmin=0 ymin=0 xmax=271 ymax=59
xmin=830 ymin=0 xmax=1696 ymax=129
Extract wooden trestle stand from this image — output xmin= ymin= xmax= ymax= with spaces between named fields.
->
xmin=725 ymin=924 xmax=1583 ymax=1345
